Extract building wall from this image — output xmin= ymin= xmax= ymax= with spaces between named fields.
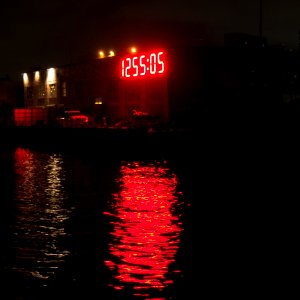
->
xmin=119 ymin=77 xmax=168 ymax=122
xmin=19 ymin=43 xmax=300 ymax=129
xmin=22 ymin=55 xmax=170 ymax=126
xmin=23 ymin=68 xmax=58 ymax=108
xmin=54 ymin=55 xmax=169 ymax=124
xmin=59 ymin=58 xmax=120 ymax=116
xmin=0 ymin=77 xmax=16 ymax=106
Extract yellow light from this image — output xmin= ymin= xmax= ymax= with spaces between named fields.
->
xmin=130 ymin=47 xmax=137 ymax=53
xmin=108 ymin=50 xmax=115 ymax=57
xmin=23 ymin=73 xmax=29 ymax=85
xmin=99 ymin=51 xmax=105 ymax=58
xmin=47 ymin=68 xmax=56 ymax=83
xmin=34 ymin=71 xmax=40 ymax=82
xmin=95 ymin=97 xmax=102 ymax=105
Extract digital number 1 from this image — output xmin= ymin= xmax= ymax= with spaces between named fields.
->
xmin=121 ymin=59 xmax=125 ymax=77
xmin=125 ymin=57 xmax=131 ymax=77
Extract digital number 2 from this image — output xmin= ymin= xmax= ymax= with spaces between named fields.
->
xmin=125 ymin=57 xmax=131 ymax=77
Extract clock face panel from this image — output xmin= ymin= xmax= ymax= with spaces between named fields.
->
xmin=120 ymin=50 xmax=166 ymax=79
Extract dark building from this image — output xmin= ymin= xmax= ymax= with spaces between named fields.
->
xmin=21 ymin=40 xmax=300 ymax=129
xmin=0 ymin=76 xmax=23 ymax=127
xmin=22 ymin=48 xmax=170 ymax=127
xmin=224 ymin=32 xmax=268 ymax=48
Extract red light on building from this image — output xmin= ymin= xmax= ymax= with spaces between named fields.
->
xmin=14 ymin=108 xmax=48 ymax=127
xmin=120 ymin=50 xmax=167 ymax=79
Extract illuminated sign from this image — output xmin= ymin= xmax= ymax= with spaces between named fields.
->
xmin=120 ymin=50 xmax=166 ymax=78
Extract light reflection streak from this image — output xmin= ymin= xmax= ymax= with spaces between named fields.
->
xmin=104 ymin=161 xmax=183 ymax=299
xmin=12 ymin=147 xmax=72 ymax=282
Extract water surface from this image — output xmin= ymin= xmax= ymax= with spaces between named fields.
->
xmin=0 ymin=146 xmax=193 ymax=300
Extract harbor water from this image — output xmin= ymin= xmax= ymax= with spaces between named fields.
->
xmin=0 ymin=143 xmax=195 ymax=300
xmin=2 ymin=122 xmax=284 ymax=299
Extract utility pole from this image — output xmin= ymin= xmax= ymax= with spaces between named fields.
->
xmin=259 ymin=0 xmax=263 ymax=47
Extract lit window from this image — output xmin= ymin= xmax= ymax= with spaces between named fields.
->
xmin=39 ymin=86 xmax=46 ymax=97
xmin=49 ymin=84 xmax=56 ymax=97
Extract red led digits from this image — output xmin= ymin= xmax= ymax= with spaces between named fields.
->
xmin=124 ymin=57 xmax=131 ymax=78
xmin=120 ymin=50 xmax=166 ymax=78
xmin=139 ymin=55 xmax=146 ymax=76
xmin=158 ymin=51 xmax=164 ymax=74
xmin=132 ymin=56 xmax=138 ymax=77
xmin=121 ymin=60 xmax=124 ymax=77
xmin=149 ymin=53 xmax=156 ymax=74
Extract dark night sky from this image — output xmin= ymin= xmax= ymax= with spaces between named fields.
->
xmin=1 ymin=0 xmax=300 ymax=80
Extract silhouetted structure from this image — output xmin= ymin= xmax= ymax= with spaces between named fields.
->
xmin=0 ymin=76 xmax=23 ymax=127
xmin=17 ymin=39 xmax=300 ymax=130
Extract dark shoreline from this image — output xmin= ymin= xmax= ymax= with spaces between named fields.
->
xmin=1 ymin=126 xmax=197 ymax=158
xmin=2 ymin=110 xmax=299 ymax=158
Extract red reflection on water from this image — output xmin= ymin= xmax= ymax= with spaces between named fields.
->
xmin=104 ymin=161 xmax=183 ymax=298
xmin=14 ymin=147 xmax=33 ymax=173
xmin=14 ymin=147 xmax=35 ymax=196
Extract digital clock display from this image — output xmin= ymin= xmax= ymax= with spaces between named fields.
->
xmin=120 ymin=50 xmax=166 ymax=78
